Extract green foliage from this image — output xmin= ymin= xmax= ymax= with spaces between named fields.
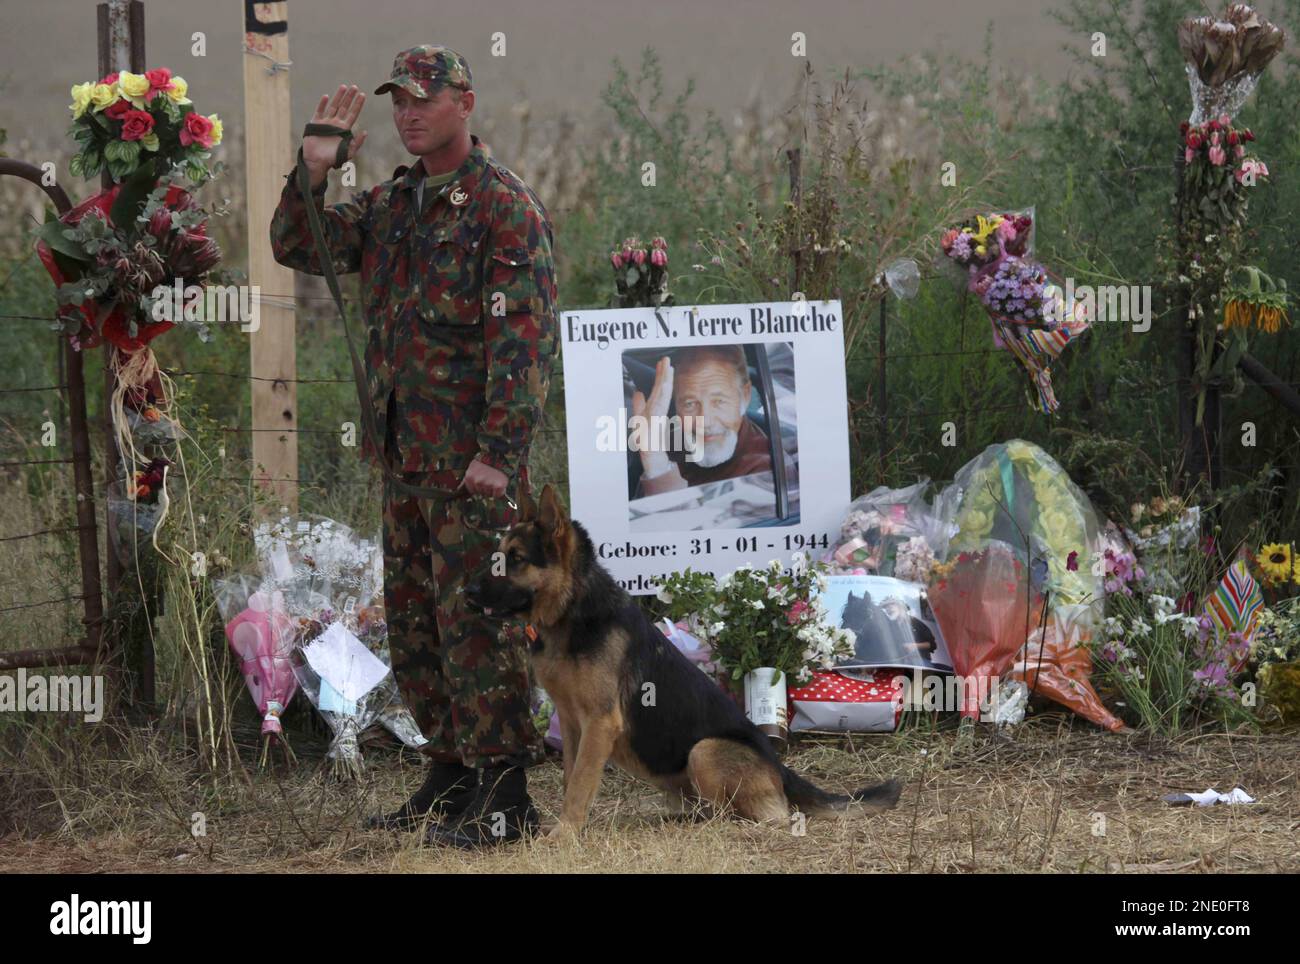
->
xmin=656 ymin=560 xmax=854 ymax=683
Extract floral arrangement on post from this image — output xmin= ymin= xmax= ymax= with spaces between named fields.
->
xmin=35 ymin=67 xmax=229 ymax=561
xmin=611 ymin=235 xmax=673 ymax=308
xmin=1173 ymin=6 xmax=1286 ymax=427
xmin=655 ymin=556 xmax=855 ymax=685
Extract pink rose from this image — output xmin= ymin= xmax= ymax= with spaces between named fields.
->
xmin=650 ymin=248 xmax=667 ymax=267
xmin=145 ymin=68 xmax=173 ymax=99
xmin=786 ymin=599 xmax=810 ymax=625
xmin=1185 ymin=146 xmax=1196 ymax=164
xmin=1208 ymin=144 xmax=1226 ymax=166
xmin=119 ymin=109 xmax=155 ymax=142
xmin=1234 ymin=143 xmax=1245 ymax=159
xmin=631 ymin=248 xmax=647 ymax=266
xmin=179 ymin=111 xmax=215 ymax=148
xmin=611 ymin=251 xmax=624 ymax=269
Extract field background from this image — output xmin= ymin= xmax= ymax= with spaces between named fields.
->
xmin=2 ymin=0 xmax=1299 ymax=872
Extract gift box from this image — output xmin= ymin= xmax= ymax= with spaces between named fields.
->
xmin=788 ymin=669 xmax=904 ymax=733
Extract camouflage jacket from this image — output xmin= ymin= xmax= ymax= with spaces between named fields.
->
xmin=269 ymin=133 xmax=558 ymax=489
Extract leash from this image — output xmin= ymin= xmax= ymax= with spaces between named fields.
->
xmin=294 ymin=122 xmax=511 ymax=512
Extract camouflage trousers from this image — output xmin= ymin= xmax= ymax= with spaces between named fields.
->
xmin=380 ymin=425 xmax=542 ymax=769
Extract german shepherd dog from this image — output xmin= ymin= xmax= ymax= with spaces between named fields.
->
xmin=465 ymin=485 xmax=903 ymax=838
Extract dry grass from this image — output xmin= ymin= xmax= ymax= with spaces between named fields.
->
xmin=2 ymin=716 xmax=1296 ymax=874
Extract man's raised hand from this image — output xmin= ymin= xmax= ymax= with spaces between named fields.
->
xmin=302 ymin=84 xmax=369 ymax=185
xmin=630 ymin=355 xmax=674 ymax=478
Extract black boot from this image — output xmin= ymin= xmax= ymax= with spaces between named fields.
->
xmin=366 ymin=760 xmax=476 ymax=832
xmin=424 ymin=764 xmax=539 ymax=849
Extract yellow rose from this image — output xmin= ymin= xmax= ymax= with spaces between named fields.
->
xmin=69 ymin=82 xmax=94 ymax=118
xmin=960 ymin=506 xmax=995 ymax=541
xmin=207 ymin=114 xmax=223 ymax=145
xmin=118 ymin=71 xmax=151 ymax=104
xmin=1005 ymin=440 xmax=1034 ymax=462
xmin=90 ymin=83 xmax=118 ymax=111
xmin=166 ymin=76 xmax=192 ymax=105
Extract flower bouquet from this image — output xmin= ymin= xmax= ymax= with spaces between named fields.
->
xmin=1251 ymin=595 xmax=1300 ymax=725
xmin=936 ymin=440 xmax=1102 ymax=613
xmin=830 ymin=478 xmax=953 ymax=581
xmin=940 ymin=209 xmax=1088 ymax=413
xmin=611 ymin=235 xmax=673 ymax=308
xmin=249 ymin=513 xmax=425 ymax=777
xmin=35 ymin=67 xmax=227 ymax=530
xmin=656 ymin=556 xmax=856 ymax=746
xmin=213 ymin=576 xmax=300 ymax=767
xmin=928 ymin=541 xmax=1045 ymax=721
xmin=106 ymin=456 xmax=172 ymax=569
xmin=1178 ymin=4 xmax=1285 ymax=126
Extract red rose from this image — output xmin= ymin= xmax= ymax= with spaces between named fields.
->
xmin=100 ymin=72 xmax=119 ymax=85
xmin=1227 ymin=130 xmax=1239 ymax=145
xmin=1208 ymin=119 xmax=1221 ymax=132
xmin=119 ymin=109 xmax=155 ymax=142
xmin=144 ymin=67 xmax=173 ymax=99
xmin=1186 ymin=130 xmax=1202 ymax=149
xmin=1179 ymin=121 xmax=1190 ymax=135
xmin=105 ymin=99 xmax=132 ymax=121
xmin=179 ymin=111 xmax=214 ymax=148
xmin=1243 ymin=129 xmax=1255 ymax=142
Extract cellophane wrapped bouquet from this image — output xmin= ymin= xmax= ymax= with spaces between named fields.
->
xmin=939 ymin=208 xmax=1089 ymax=413
xmin=223 ymin=513 xmax=426 ymax=778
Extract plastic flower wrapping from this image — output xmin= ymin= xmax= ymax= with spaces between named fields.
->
xmin=929 ymin=441 xmax=1125 ymax=723
xmin=1178 ymin=5 xmax=1285 ymax=125
xmin=829 ymin=478 xmax=954 ymax=581
xmin=939 ymin=207 xmax=1089 ymax=413
xmin=936 ymin=441 xmax=1102 ymax=614
xmin=927 ymin=540 xmax=1044 ymax=720
xmin=216 ymin=513 xmax=424 ymax=776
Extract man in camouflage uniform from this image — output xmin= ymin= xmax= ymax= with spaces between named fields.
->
xmin=270 ymin=46 xmax=557 ymax=848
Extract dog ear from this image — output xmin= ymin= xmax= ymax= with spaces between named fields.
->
xmin=538 ymin=484 xmax=569 ymax=535
xmin=517 ymin=487 xmax=538 ymax=522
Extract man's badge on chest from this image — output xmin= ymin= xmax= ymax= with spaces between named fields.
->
xmin=449 ymin=185 xmax=469 ymax=207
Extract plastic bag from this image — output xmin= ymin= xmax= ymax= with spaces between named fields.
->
xmin=213 ymin=574 xmax=300 ymax=749
xmin=1011 ymin=605 xmax=1125 ymax=731
xmin=928 ymin=540 xmax=1044 ymax=719
xmin=830 ymin=478 xmax=955 ymax=581
xmin=936 ymin=440 xmax=1103 ymax=624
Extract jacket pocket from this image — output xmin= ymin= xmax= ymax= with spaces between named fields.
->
xmin=414 ymin=224 xmax=482 ymax=327
xmin=485 ymin=247 xmax=537 ymax=318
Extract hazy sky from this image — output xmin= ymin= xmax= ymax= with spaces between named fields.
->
xmin=0 ymin=0 xmax=1079 ymax=152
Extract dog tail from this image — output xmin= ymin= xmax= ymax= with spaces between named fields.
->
xmin=780 ymin=767 xmax=903 ymax=815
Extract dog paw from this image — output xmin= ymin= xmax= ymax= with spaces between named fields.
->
xmin=540 ymin=821 xmax=579 ymax=845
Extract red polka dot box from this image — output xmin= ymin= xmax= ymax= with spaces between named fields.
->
xmin=788 ymin=669 xmax=904 ymax=733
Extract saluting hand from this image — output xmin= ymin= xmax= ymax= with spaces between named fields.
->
xmin=302 ymin=85 xmax=369 ymax=186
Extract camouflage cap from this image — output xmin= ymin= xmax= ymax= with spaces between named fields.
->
xmin=375 ymin=45 xmax=473 ymax=99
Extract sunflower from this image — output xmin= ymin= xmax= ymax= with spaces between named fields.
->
xmin=1257 ymin=543 xmax=1297 ymax=586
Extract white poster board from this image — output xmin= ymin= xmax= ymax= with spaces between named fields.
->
xmin=560 ymin=300 xmax=851 ymax=594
